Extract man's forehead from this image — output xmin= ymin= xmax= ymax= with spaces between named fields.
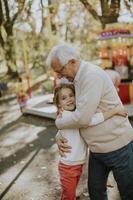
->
xmin=51 ymin=57 xmax=60 ymax=68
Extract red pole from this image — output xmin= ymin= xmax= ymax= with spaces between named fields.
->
xmin=26 ymin=71 xmax=31 ymax=98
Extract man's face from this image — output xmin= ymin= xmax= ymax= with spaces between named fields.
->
xmin=51 ymin=57 xmax=76 ymax=82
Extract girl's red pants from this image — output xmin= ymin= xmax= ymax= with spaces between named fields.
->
xmin=58 ymin=162 xmax=83 ymax=200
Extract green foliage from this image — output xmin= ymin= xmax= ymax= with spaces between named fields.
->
xmin=42 ymin=79 xmax=53 ymax=93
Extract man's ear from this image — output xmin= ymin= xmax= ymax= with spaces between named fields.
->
xmin=69 ymin=59 xmax=76 ymax=64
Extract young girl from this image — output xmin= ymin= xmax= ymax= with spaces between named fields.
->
xmin=54 ymin=83 xmax=127 ymax=200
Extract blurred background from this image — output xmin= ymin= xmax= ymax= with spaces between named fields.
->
xmin=0 ymin=1 xmax=133 ymax=199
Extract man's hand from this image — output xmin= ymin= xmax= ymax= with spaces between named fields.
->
xmin=116 ymin=105 xmax=128 ymax=117
xmin=55 ymin=134 xmax=72 ymax=157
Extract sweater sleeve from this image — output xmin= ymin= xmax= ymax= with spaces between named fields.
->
xmin=56 ymin=73 xmax=104 ymax=129
xmin=89 ymin=112 xmax=104 ymax=126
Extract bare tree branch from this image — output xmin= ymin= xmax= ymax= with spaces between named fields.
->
xmin=79 ymin=0 xmax=121 ymax=28
xmin=40 ymin=0 xmax=46 ymax=33
xmin=79 ymin=0 xmax=100 ymax=21
xmin=0 ymin=31 xmax=4 ymax=47
xmin=12 ymin=0 xmax=25 ymax=24
xmin=124 ymin=0 xmax=132 ymax=12
xmin=3 ymin=0 xmax=10 ymax=22
xmin=0 ymin=0 xmax=3 ymax=25
xmin=100 ymin=0 xmax=120 ymax=28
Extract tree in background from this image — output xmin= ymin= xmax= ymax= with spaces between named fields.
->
xmin=79 ymin=0 xmax=133 ymax=28
xmin=0 ymin=0 xmax=26 ymax=74
xmin=0 ymin=0 xmax=133 ymax=77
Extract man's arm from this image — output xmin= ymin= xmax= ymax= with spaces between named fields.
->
xmin=56 ymin=73 xmax=104 ymax=129
xmin=103 ymin=105 xmax=127 ymax=120
xmin=89 ymin=105 xmax=127 ymax=126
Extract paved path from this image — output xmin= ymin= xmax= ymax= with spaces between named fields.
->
xmin=0 ymin=98 xmax=133 ymax=200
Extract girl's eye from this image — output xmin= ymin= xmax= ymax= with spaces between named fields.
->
xmin=61 ymin=97 xmax=66 ymax=100
xmin=69 ymin=94 xmax=74 ymax=98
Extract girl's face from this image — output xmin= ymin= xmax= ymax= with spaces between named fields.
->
xmin=58 ymin=88 xmax=75 ymax=111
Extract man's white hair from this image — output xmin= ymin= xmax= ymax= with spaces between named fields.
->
xmin=46 ymin=44 xmax=80 ymax=68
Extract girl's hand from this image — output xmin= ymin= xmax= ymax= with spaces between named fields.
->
xmin=56 ymin=107 xmax=63 ymax=118
xmin=57 ymin=112 xmax=62 ymax=118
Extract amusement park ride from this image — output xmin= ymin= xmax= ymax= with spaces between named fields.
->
xmin=97 ymin=29 xmax=133 ymax=109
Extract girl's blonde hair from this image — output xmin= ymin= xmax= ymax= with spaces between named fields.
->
xmin=53 ymin=83 xmax=75 ymax=106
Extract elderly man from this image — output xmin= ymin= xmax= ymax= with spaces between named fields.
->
xmin=46 ymin=44 xmax=133 ymax=200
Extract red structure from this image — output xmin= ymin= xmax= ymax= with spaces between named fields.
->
xmin=97 ymin=29 xmax=133 ymax=104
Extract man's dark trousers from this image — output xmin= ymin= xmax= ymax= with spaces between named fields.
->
xmin=88 ymin=140 xmax=133 ymax=200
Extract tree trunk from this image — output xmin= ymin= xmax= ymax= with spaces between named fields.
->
xmin=0 ymin=0 xmax=25 ymax=75
xmin=48 ymin=0 xmax=57 ymax=34
xmin=5 ymin=36 xmax=16 ymax=75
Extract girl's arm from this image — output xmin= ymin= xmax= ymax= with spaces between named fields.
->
xmin=89 ymin=105 xmax=127 ymax=126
